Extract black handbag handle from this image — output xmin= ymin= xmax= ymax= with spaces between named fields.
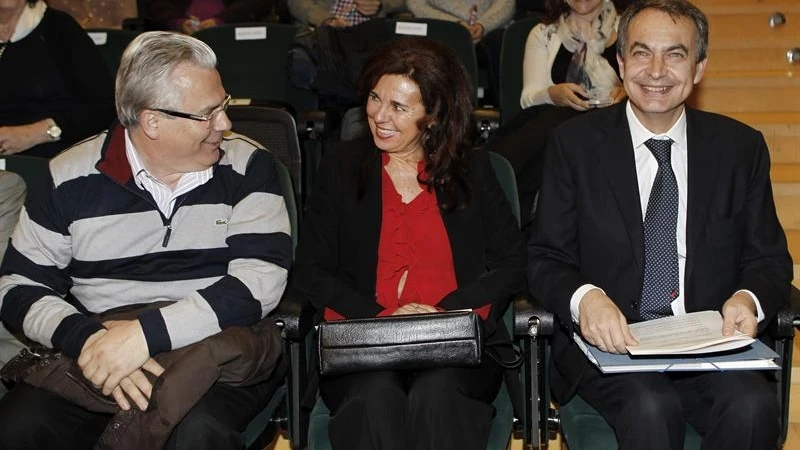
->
xmin=484 ymin=339 xmax=525 ymax=369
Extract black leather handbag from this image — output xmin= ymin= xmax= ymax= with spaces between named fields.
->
xmin=318 ymin=311 xmax=483 ymax=376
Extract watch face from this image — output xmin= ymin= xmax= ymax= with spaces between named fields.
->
xmin=47 ymin=124 xmax=62 ymax=139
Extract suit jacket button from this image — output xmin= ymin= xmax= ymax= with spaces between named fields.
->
xmin=631 ymin=301 xmax=639 ymax=308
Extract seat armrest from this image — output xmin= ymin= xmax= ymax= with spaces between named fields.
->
xmin=473 ymin=107 xmax=501 ymax=145
xmin=272 ymin=289 xmax=316 ymax=341
xmin=513 ymin=294 xmax=555 ymax=338
xmin=297 ymin=109 xmax=334 ymax=140
xmin=772 ymin=285 xmax=800 ymax=338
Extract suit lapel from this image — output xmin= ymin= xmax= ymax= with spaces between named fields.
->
xmin=593 ymin=104 xmax=646 ymax=271
xmin=357 ymin=146 xmax=383 ymax=283
xmin=685 ymin=108 xmax=721 ymax=281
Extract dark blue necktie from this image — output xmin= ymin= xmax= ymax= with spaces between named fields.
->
xmin=640 ymin=138 xmax=679 ymax=320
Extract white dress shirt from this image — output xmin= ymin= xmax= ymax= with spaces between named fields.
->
xmin=125 ymin=130 xmax=213 ymax=218
xmin=569 ymin=102 xmax=763 ymax=323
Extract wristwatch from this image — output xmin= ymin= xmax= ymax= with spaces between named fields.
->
xmin=46 ymin=122 xmax=62 ymax=140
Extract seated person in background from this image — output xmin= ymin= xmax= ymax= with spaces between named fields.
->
xmin=288 ymin=0 xmax=406 ymax=28
xmin=520 ymin=0 xmax=625 ymax=110
xmin=407 ymin=0 xmax=513 ymax=44
xmin=0 ymin=0 xmax=115 ymax=158
xmin=0 ymin=171 xmax=24 ymax=272
xmin=0 ymin=31 xmax=292 ymax=450
xmin=294 ymin=37 xmax=526 ymax=450
xmin=145 ymin=0 xmax=274 ymax=34
xmin=0 ymin=171 xmax=26 ymax=385
xmin=46 ymin=0 xmax=137 ymax=28
xmin=488 ymin=0 xmax=626 ymax=228
xmin=527 ymin=1 xmax=792 ymax=449
xmin=406 ymin=0 xmax=514 ymax=106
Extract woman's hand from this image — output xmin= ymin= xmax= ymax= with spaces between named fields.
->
xmin=468 ymin=23 xmax=485 ymax=43
xmin=322 ymin=16 xmax=348 ymax=28
xmin=0 ymin=122 xmax=51 ymax=155
xmin=392 ymin=303 xmax=439 ymax=315
xmin=354 ymin=0 xmax=382 ymax=16
xmin=609 ymin=86 xmax=627 ymax=105
xmin=180 ymin=16 xmax=201 ymax=34
xmin=198 ymin=17 xmax=221 ymax=31
xmin=458 ymin=22 xmax=485 ymax=43
xmin=548 ymin=83 xmax=590 ymax=111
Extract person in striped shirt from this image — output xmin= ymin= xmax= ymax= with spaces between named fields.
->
xmin=0 ymin=31 xmax=292 ymax=450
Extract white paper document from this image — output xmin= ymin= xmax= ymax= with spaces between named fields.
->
xmin=626 ymin=310 xmax=754 ymax=355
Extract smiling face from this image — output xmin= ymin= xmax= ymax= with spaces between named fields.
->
xmin=155 ymin=63 xmax=231 ymax=173
xmin=366 ymin=74 xmax=428 ymax=160
xmin=0 ymin=0 xmax=24 ymax=12
xmin=566 ymin=0 xmax=604 ymax=20
xmin=617 ymin=8 xmax=707 ymax=133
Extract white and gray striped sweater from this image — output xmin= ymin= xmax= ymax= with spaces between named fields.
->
xmin=0 ymin=124 xmax=292 ymax=358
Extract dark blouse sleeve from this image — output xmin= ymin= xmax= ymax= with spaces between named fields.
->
xmin=41 ymin=9 xmax=116 ymax=148
xmin=437 ymin=151 xmax=527 ymax=321
xmin=293 ymin=146 xmax=385 ymax=319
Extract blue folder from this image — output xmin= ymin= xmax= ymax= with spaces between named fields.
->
xmin=573 ymin=333 xmax=780 ymax=373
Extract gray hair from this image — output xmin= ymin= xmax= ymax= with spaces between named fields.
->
xmin=617 ymin=0 xmax=708 ymax=63
xmin=115 ymin=31 xmax=217 ymax=128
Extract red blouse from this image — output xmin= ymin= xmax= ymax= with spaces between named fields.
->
xmin=324 ymin=154 xmax=490 ymax=321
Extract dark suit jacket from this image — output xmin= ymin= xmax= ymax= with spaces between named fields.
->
xmin=527 ymin=102 xmax=793 ymax=402
xmin=295 ymin=138 xmax=526 ymax=335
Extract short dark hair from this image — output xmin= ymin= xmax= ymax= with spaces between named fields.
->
xmin=358 ymin=37 xmax=475 ymax=212
xmin=617 ymin=0 xmax=708 ymax=62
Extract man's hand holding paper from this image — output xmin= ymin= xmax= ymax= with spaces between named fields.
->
xmin=578 ymin=288 xmax=638 ymax=354
xmin=722 ymin=292 xmax=759 ymax=337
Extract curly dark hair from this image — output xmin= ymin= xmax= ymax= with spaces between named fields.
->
xmin=357 ymin=37 xmax=475 ymax=212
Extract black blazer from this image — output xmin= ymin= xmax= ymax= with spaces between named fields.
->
xmin=294 ymin=138 xmax=526 ymax=334
xmin=527 ymin=102 xmax=793 ymax=401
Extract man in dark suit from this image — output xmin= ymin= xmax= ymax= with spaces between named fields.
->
xmin=527 ymin=1 xmax=793 ymax=449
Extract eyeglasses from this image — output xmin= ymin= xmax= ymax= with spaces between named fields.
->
xmin=154 ymin=94 xmax=231 ymax=122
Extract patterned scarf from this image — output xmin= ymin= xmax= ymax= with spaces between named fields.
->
xmin=557 ymin=0 xmax=620 ymax=94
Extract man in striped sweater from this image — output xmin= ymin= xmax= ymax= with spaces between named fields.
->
xmin=0 ymin=31 xmax=292 ymax=449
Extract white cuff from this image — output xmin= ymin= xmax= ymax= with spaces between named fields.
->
xmin=570 ymin=284 xmax=605 ymax=324
xmin=735 ymin=289 xmax=765 ymax=323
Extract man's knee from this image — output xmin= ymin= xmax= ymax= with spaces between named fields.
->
xmin=168 ymin=404 xmax=243 ymax=449
xmin=595 ymin=378 xmax=683 ymax=439
xmin=0 ymin=383 xmax=107 ymax=449
xmin=716 ymin=383 xmax=777 ymax=426
xmin=607 ymin=387 xmax=684 ymax=450
xmin=0 ymin=388 xmax=45 ymax=445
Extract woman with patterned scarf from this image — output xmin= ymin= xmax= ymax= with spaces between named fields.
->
xmin=485 ymin=0 xmax=627 ymax=231
xmin=521 ymin=0 xmax=626 ymax=109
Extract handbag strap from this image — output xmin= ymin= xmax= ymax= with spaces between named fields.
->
xmin=484 ymin=339 xmax=524 ymax=370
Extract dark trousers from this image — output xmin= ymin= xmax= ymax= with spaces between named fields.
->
xmin=320 ymin=359 xmax=504 ymax=450
xmin=0 ymin=379 xmax=276 ymax=450
xmin=576 ymin=369 xmax=779 ymax=450
xmin=476 ymin=28 xmax=506 ymax=107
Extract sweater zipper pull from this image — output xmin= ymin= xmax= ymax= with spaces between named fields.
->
xmin=162 ymin=224 xmax=172 ymax=248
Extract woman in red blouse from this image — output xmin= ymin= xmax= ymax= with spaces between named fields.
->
xmin=295 ymin=37 xmax=526 ymax=450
